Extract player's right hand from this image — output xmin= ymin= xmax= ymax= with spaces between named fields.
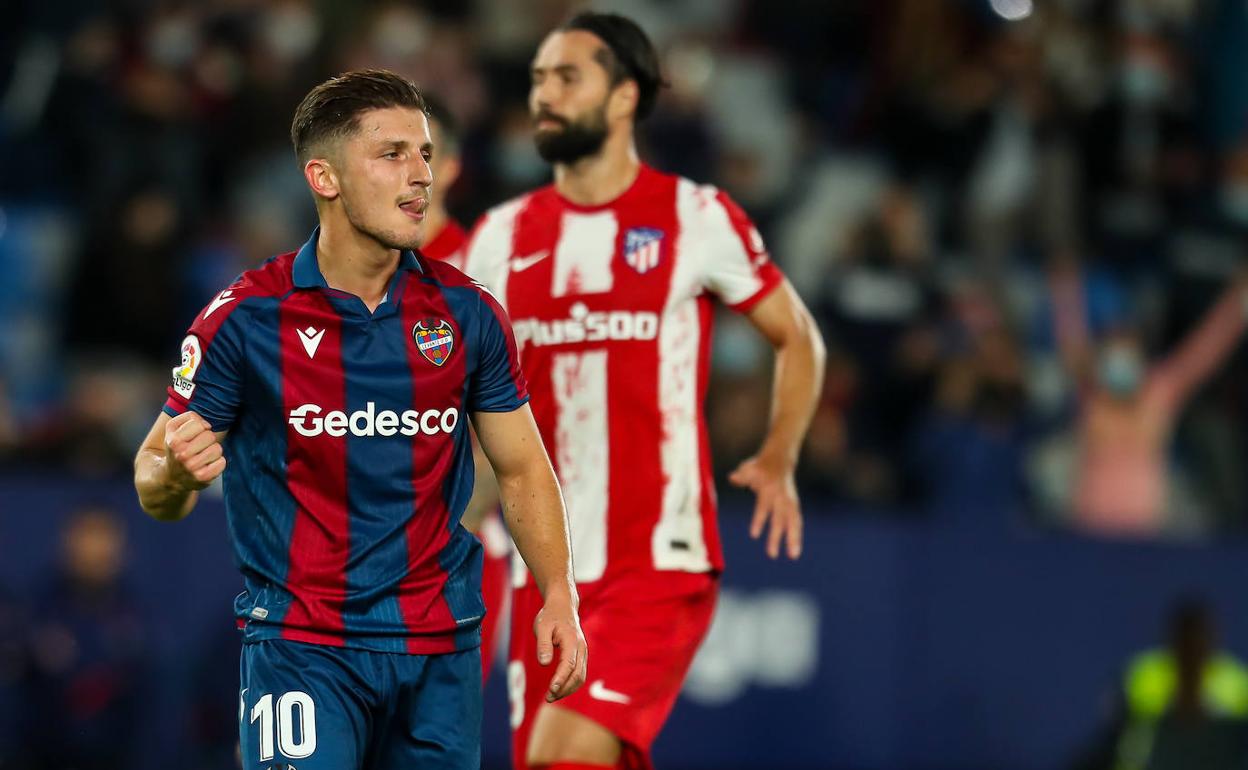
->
xmin=533 ymin=593 xmax=588 ymax=703
xmin=164 ymin=411 xmax=226 ymax=489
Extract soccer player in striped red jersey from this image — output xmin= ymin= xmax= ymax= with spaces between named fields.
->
xmin=134 ymin=70 xmax=586 ymax=770
xmin=421 ymin=94 xmax=512 ymax=684
xmin=463 ymin=13 xmax=826 ymax=770
xmin=418 ymin=96 xmax=470 ymax=271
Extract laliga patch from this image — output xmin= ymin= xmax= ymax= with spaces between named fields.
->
xmin=623 ymin=227 xmax=664 ymax=274
xmin=172 ymin=335 xmax=201 ymax=398
xmin=413 ymin=319 xmax=455 ymax=366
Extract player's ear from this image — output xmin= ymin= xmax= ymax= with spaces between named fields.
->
xmin=304 ymin=157 xmax=341 ymax=201
xmin=608 ymin=79 xmax=639 ymax=124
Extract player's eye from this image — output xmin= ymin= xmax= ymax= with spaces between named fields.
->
xmin=383 ymin=151 xmax=401 ymax=160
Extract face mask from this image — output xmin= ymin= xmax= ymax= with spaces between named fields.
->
xmin=1121 ymin=61 xmax=1170 ymax=106
xmin=1099 ymin=347 xmax=1143 ymax=396
xmin=371 ymin=10 xmax=428 ymax=59
xmin=147 ymin=16 xmax=198 ymax=69
xmin=263 ymin=4 xmax=321 ymax=62
xmin=1220 ymin=183 xmax=1248 ymax=226
xmin=497 ymin=135 xmax=546 ymax=186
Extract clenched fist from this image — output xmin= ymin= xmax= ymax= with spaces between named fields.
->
xmin=164 ymin=411 xmax=226 ymax=489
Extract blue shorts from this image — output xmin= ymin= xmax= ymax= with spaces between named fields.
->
xmin=239 ymin=639 xmax=481 ymax=770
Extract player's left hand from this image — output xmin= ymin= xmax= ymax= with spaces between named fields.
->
xmin=533 ymin=593 xmax=587 ymax=703
xmin=730 ymin=453 xmax=803 ymax=560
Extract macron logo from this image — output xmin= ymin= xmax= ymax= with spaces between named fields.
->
xmin=297 ymin=327 xmax=325 ymax=358
xmin=204 ymin=289 xmax=237 ymax=319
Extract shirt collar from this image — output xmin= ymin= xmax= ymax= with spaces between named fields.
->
xmin=293 ymin=226 xmax=424 ymax=290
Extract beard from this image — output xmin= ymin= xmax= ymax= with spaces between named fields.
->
xmin=341 ymin=193 xmax=423 ymax=252
xmin=533 ymin=104 xmax=609 ymax=164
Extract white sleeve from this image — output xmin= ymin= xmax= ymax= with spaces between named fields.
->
xmin=462 ymin=198 xmax=526 ymax=305
xmin=690 ymin=183 xmax=784 ymax=312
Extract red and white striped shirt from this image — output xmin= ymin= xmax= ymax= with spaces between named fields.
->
xmin=464 ymin=164 xmax=782 ymax=584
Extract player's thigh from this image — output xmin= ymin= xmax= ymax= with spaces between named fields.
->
xmin=373 ymin=647 xmax=482 ymax=770
xmin=525 ymin=575 xmax=718 ymax=763
xmin=526 ymin=705 xmax=622 ymax=767
xmin=239 ymin=640 xmax=372 ymax=770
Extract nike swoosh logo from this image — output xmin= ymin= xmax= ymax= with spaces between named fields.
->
xmin=588 ymin=680 xmax=631 ymax=704
xmin=204 ymin=289 xmax=236 ymax=319
xmin=510 ymin=251 xmax=550 ymax=272
xmin=296 ymin=326 xmax=325 ymax=358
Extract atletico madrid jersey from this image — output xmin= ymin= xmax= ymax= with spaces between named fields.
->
xmin=421 ymin=218 xmax=469 ymax=270
xmin=162 ymin=228 xmax=528 ymax=653
xmin=463 ymin=164 xmax=783 ymax=585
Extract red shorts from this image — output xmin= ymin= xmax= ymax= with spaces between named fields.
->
xmin=478 ymin=513 xmax=511 ymax=685
xmin=507 ymin=570 xmax=718 ymax=770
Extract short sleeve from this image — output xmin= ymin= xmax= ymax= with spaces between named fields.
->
xmin=468 ymin=288 xmax=529 ymax=412
xmin=162 ymin=296 xmax=246 ymax=432
xmin=698 ymin=188 xmax=785 ymax=313
xmin=462 ymin=198 xmax=525 ymax=298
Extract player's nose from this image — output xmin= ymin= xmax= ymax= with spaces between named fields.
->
xmin=531 ymin=83 xmax=557 ymax=113
xmin=408 ymin=158 xmax=432 ymax=188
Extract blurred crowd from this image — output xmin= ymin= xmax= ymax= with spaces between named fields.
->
xmin=5 ymin=0 xmax=1248 ymax=538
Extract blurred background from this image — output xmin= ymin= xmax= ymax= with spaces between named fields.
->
xmin=4 ymin=0 xmax=1248 ymax=767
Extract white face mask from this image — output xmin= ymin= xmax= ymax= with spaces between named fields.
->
xmin=1121 ymin=60 xmax=1171 ymax=106
xmin=370 ymin=10 xmax=429 ymax=59
xmin=147 ymin=15 xmax=199 ymax=69
xmin=1220 ymin=183 xmax=1248 ymax=226
xmin=263 ymin=4 xmax=321 ymax=63
xmin=497 ymin=134 xmax=546 ymax=186
xmin=1099 ymin=346 xmax=1144 ymax=396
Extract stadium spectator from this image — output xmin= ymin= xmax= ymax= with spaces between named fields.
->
xmin=1049 ymin=258 xmax=1248 ymax=535
xmin=22 ymin=505 xmax=150 ymax=770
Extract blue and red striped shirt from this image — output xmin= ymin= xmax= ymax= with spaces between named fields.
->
xmin=163 ymin=228 xmax=528 ymax=654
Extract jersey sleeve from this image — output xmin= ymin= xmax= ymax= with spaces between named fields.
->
xmin=162 ymin=293 xmax=247 ymax=431
xmin=697 ymin=187 xmax=785 ymax=313
xmin=467 ymin=287 xmax=530 ymax=412
xmin=462 ymin=199 xmax=524 ymax=296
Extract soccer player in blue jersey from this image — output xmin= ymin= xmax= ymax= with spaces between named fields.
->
xmin=134 ymin=69 xmax=587 ymax=770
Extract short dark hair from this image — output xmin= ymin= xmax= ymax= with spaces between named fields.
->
xmin=561 ymin=12 xmax=664 ymax=121
xmin=290 ymin=69 xmax=428 ymax=164
xmin=421 ymin=93 xmax=460 ymax=153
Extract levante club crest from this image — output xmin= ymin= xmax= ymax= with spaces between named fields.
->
xmin=413 ymin=319 xmax=455 ymax=366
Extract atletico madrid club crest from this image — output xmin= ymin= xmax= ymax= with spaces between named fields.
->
xmin=413 ymin=319 xmax=455 ymax=366
xmin=623 ymin=227 xmax=664 ymax=274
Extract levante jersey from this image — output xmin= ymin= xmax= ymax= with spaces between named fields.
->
xmin=463 ymin=164 xmax=783 ymax=585
xmin=163 ymin=228 xmax=528 ymax=654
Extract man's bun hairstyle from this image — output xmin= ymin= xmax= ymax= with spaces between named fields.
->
xmin=562 ymin=12 xmax=665 ymax=121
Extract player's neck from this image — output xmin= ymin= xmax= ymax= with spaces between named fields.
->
xmin=316 ymin=218 xmax=399 ymax=311
xmin=553 ymin=135 xmax=641 ymax=207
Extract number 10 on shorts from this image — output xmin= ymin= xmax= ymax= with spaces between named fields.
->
xmin=242 ymin=689 xmax=318 ymax=761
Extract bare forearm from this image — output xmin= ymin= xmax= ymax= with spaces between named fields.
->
xmin=1162 ymin=278 xmax=1248 ymax=400
xmin=760 ymin=318 xmax=826 ymax=464
xmin=497 ymin=463 xmax=576 ymax=604
xmin=134 ymin=448 xmax=199 ymax=521
xmin=1050 ymin=270 xmax=1091 ymax=378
